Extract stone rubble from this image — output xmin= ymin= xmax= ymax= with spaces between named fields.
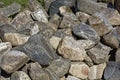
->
xmin=0 ymin=0 xmax=120 ymax=80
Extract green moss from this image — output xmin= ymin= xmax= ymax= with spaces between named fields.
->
xmin=0 ymin=0 xmax=44 ymax=8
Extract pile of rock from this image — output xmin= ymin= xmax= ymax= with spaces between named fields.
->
xmin=0 ymin=0 xmax=120 ymax=80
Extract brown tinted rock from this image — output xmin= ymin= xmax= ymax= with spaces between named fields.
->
xmin=60 ymin=76 xmax=66 ymax=80
xmin=58 ymin=36 xmax=86 ymax=61
xmin=88 ymin=43 xmax=111 ymax=64
xmin=11 ymin=71 xmax=31 ymax=80
xmin=88 ymin=63 xmax=106 ymax=80
xmin=0 ymin=14 xmax=10 ymax=26
xmin=76 ymin=11 xmax=90 ymax=23
xmin=1 ymin=50 xmax=29 ymax=73
xmin=115 ymin=48 xmax=120 ymax=62
xmin=0 ymin=2 xmax=21 ymax=17
xmin=49 ymin=36 xmax=61 ymax=50
xmin=11 ymin=10 xmax=33 ymax=30
xmin=4 ymin=33 xmax=30 ymax=46
xmin=69 ymin=62 xmax=90 ymax=79
xmin=88 ymin=14 xmax=113 ymax=36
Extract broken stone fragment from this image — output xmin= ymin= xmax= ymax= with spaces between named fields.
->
xmin=69 ymin=62 xmax=90 ymax=79
xmin=1 ymin=50 xmax=29 ymax=73
xmin=0 ymin=2 xmax=21 ymax=17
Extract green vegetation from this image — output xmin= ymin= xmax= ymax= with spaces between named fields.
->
xmin=0 ymin=0 xmax=44 ymax=8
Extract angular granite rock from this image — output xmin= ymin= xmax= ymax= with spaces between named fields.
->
xmin=88 ymin=63 xmax=106 ymax=80
xmin=11 ymin=10 xmax=33 ymax=30
xmin=47 ymin=57 xmax=71 ymax=77
xmin=1 ymin=50 xmax=29 ymax=73
xmin=69 ymin=62 xmax=90 ymax=79
xmin=88 ymin=13 xmax=113 ymax=36
xmin=11 ymin=71 xmax=31 ymax=80
xmin=58 ymin=36 xmax=86 ymax=61
xmin=0 ymin=2 xmax=21 ymax=17
xmin=4 ymin=33 xmax=30 ymax=46
xmin=72 ymin=23 xmax=100 ymax=42
xmin=87 ymin=43 xmax=111 ymax=64
xmin=15 ymin=33 xmax=58 ymax=66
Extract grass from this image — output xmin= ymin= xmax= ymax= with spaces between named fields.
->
xmin=0 ymin=0 xmax=44 ymax=8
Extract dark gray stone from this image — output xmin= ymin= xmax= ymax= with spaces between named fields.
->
xmin=49 ymin=0 xmax=76 ymax=15
xmin=77 ymin=0 xmax=106 ymax=15
xmin=47 ymin=57 xmax=71 ymax=77
xmin=104 ymin=61 xmax=120 ymax=80
xmin=115 ymin=48 xmax=120 ymax=62
xmin=87 ymin=43 xmax=111 ymax=64
xmin=15 ymin=33 xmax=58 ymax=66
xmin=0 ymin=2 xmax=21 ymax=17
xmin=72 ymin=23 xmax=100 ymax=42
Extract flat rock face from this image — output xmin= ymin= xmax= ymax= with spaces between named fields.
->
xmin=69 ymin=62 xmax=90 ymax=79
xmin=73 ymin=23 xmax=100 ymax=42
xmin=11 ymin=10 xmax=33 ymax=30
xmin=0 ymin=2 xmax=21 ymax=17
xmin=87 ymin=43 xmax=111 ymax=64
xmin=77 ymin=0 xmax=106 ymax=15
xmin=58 ymin=36 xmax=86 ymax=61
xmin=11 ymin=71 xmax=31 ymax=80
xmin=16 ymin=33 xmax=58 ymax=66
xmin=88 ymin=63 xmax=106 ymax=79
xmin=47 ymin=57 xmax=71 ymax=77
xmin=1 ymin=50 xmax=29 ymax=73
xmin=67 ymin=75 xmax=81 ymax=80
xmin=88 ymin=13 xmax=113 ymax=36
xmin=0 ymin=14 xmax=10 ymax=26
xmin=104 ymin=62 xmax=120 ymax=80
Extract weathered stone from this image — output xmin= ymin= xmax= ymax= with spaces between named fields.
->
xmin=77 ymin=0 xmax=106 ymax=14
xmin=115 ymin=48 xmax=120 ymax=62
xmin=88 ymin=63 xmax=106 ymax=80
xmin=49 ymin=36 xmax=61 ymax=50
xmin=76 ymin=11 xmax=90 ymax=23
xmin=31 ymin=10 xmax=48 ymax=24
xmin=0 ymin=2 xmax=21 ymax=17
xmin=102 ymin=31 xmax=119 ymax=48
xmin=29 ymin=62 xmax=59 ymax=80
xmin=72 ymin=23 xmax=100 ymax=42
xmin=11 ymin=71 xmax=31 ymax=80
xmin=88 ymin=13 xmax=113 ymax=36
xmin=69 ymin=62 xmax=90 ymax=79
xmin=84 ymin=54 xmax=94 ymax=67
xmin=47 ymin=57 xmax=71 ymax=77
xmin=54 ymin=28 xmax=72 ymax=38
xmin=87 ymin=43 xmax=111 ymax=64
xmin=104 ymin=61 xmax=120 ymax=80
xmin=49 ymin=0 xmax=76 ymax=15
xmin=48 ymin=14 xmax=61 ymax=31
xmin=44 ymin=0 xmax=55 ymax=11
xmin=1 ymin=76 xmax=10 ymax=80
xmin=67 ymin=75 xmax=81 ymax=80
xmin=58 ymin=36 xmax=86 ymax=61
xmin=1 ymin=50 xmax=29 ymax=73
xmin=96 ymin=8 xmax=120 ymax=26
xmin=40 ymin=27 xmax=55 ymax=38
xmin=11 ymin=10 xmax=33 ymax=30
xmin=0 ymin=14 xmax=10 ymax=26
xmin=0 ymin=42 xmax=12 ymax=59
xmin=4 ymin=33 xmax=30 ymax=46
xmin=115 ymin=0 xmax=120 ymax=13
xmin=17 ymin=21 xmax=40 ymax=36
xmin=16 ymin=33 xmax=58 ymax=66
